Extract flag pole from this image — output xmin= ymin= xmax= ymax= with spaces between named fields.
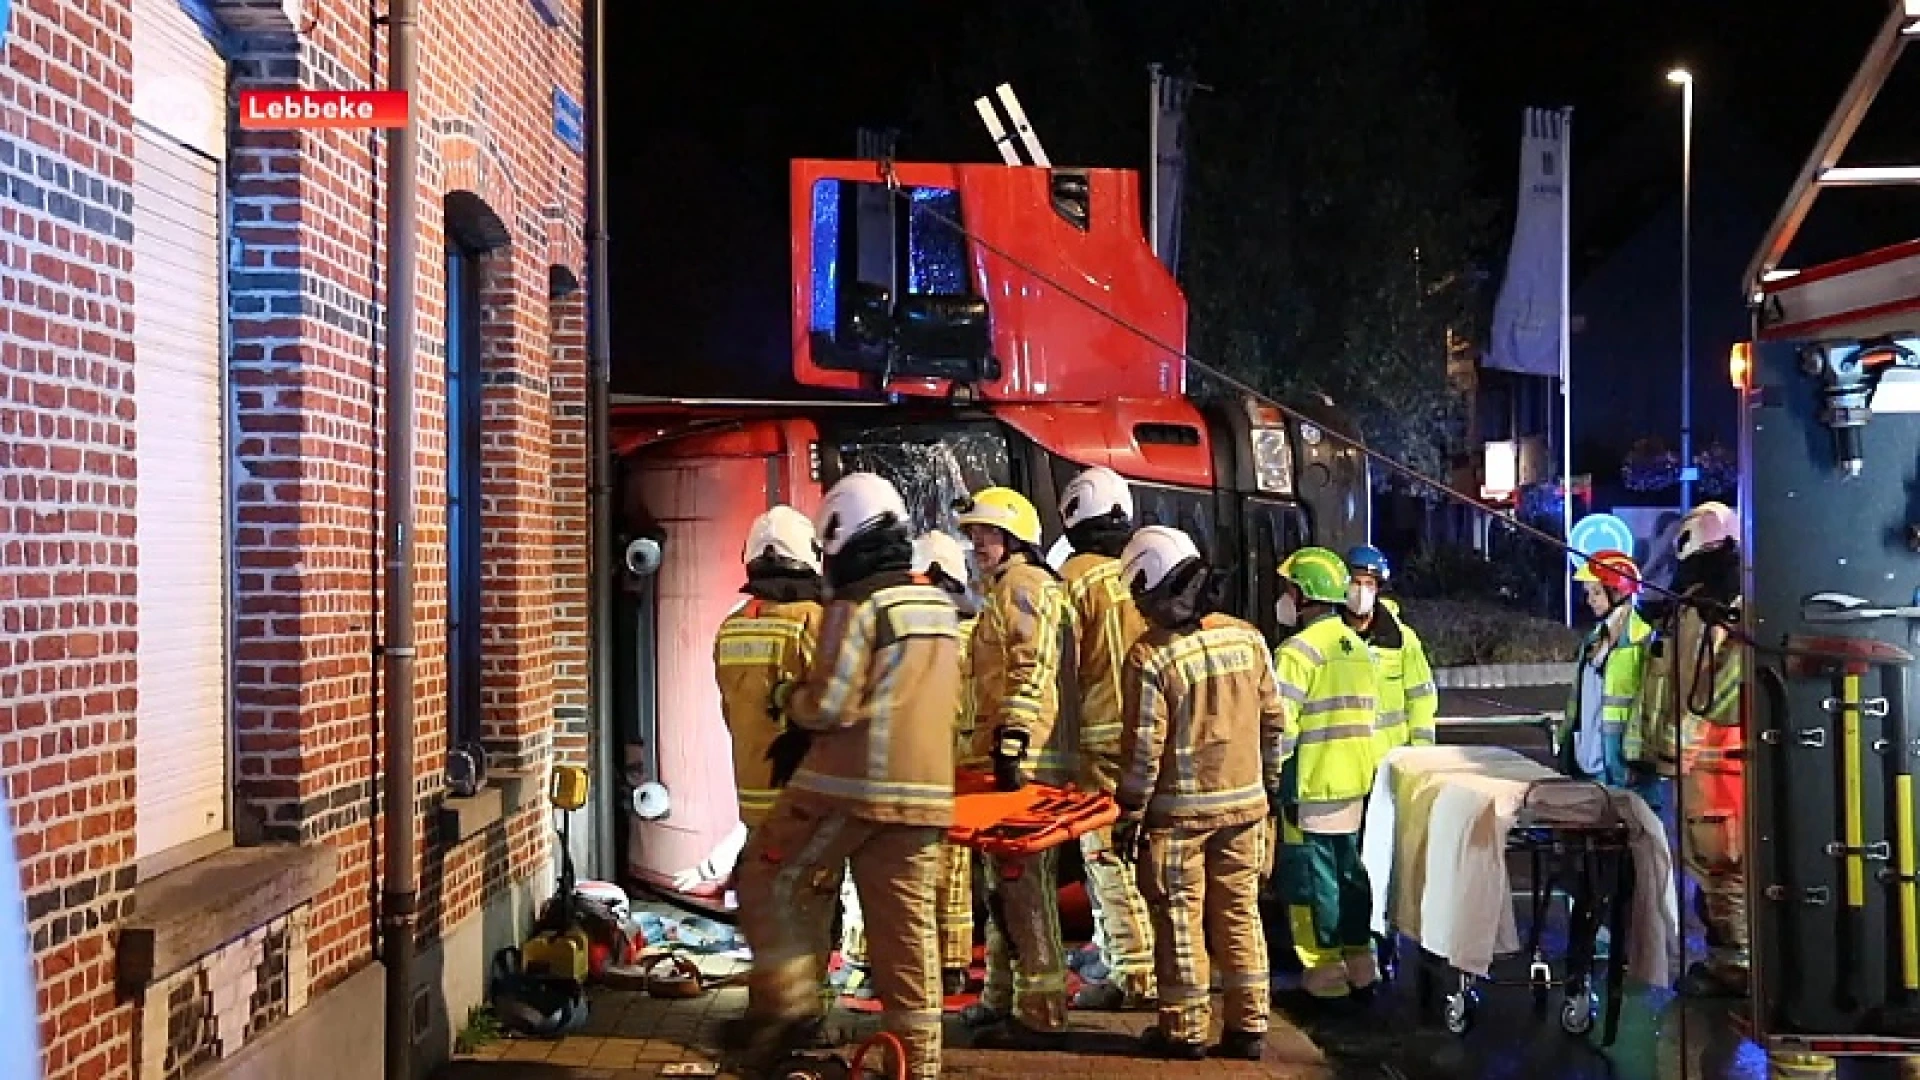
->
xmin=1560 ymin=106 xmax=1575 ymax=627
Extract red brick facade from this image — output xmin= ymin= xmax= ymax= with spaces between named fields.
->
xmin=2 ymin=0 xmax=593 ymax=1075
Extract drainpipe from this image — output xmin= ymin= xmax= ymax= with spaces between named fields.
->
xmin=584 ymin=0 xmax=615 ymax=879
xmin=380 ymin=0 xmax=421 ymax=1074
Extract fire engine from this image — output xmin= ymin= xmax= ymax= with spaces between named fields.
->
xmin=607 ymin=156 xmax=1372 ymax=907
xmin=1740 ymin=0 xmax=1920 ymax=1058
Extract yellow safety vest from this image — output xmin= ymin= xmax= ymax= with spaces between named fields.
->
xmin=1566 ymin=608 xmax=1651 ymax=760
xmin=1274 ymin=613 xmax=1382 ymax=804
xmin=1355 ymin=606 xmax=1439 ymax=754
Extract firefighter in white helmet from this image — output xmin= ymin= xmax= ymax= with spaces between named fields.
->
xmin=1112 ymin=526 xmax=1280 ymax=1060
xmin=955 ymin=486 xmax=1076 ymax=1047
xmin=735 ymin=473 xmax=961 ymax=1080
xmin=839 ymin=530 xmax=981 ymax=999
xmin=1055 ymin=466 xmax=1156 ymax=1010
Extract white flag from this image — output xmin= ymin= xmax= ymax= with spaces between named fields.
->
xmin=1485 ymin=108 xmax=1570 ymax=378
xmin=1151 ymin=66 xmax=1196 ymax=275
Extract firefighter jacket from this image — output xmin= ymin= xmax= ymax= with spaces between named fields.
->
xmin=1633 ymin=597 xmax=1743 ymax=777
xmin=1558 ymin=604 xmax=1651 ymax=783
xmin=1274 ymin=612 xmax=1382 ymax=805
xmin=714 ymin=596 xmax=822 ymax=827
xmin=783 ymin=572 xmax=962 ymax=827
xmin=1355 ymin=604 xmax=1439 ymax=754
xmin=1116 ymin=614 xmax=1286 ymax=830
xmin=954 ymin=615 xmax=981 ymax=764
xmin=1062 ymin=551 xmax=1149 ymax=779
xmin=968 ymin=558 xmax=1078 ymax=784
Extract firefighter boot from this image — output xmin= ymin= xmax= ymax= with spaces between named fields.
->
xmin=1214 ymin=1029 xmax=1266 ymax=1062
xmin=1138 ymin=1025 xmax=1206 ymax=1061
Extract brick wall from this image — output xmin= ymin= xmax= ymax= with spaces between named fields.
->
xmin=1 ymin=0 xmax=143 ymax=1076
xmin=5 ymin=0 xmax=591 ymax=1075
xmin=548 ymin=287 xmax=589 ymax=767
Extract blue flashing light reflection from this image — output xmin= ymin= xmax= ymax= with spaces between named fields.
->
xmin=809 ymin=180 xmax=839 ymax=332
xmin=907 ymin=187 xmax=965 ymax=296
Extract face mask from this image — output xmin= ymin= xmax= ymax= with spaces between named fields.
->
xmin=1347 ymin=583 xmax=1376 ymax=617
xmin=1274 ymin=593 xmax=1299 ymax=628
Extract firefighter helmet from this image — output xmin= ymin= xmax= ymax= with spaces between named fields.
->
xmin=1574 ymin=549 xmax=1641 ymax=596
xmin=742 ymin=505 xmax=821 ymax=575
xmin=955 ymin=487 xmax=1043 ymax=547
xmin=1345 ymin=543 xmax=1392 ymax=582
xmin=1278 ymin=546 xmax=1350 ymax=604
xmin=1119 ymin=525 xmax=1201 ymax=594
xmin=816 ymin=473 xmax=909 ymax=557
xmin=1059 ymin=466 xmax=1134 ymax=530
xmin=1677 ymin=501 xmax=1738 ymax=560
xmin=911 ymin=530 xmax=970 ymax=584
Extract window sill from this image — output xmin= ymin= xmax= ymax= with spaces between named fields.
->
xmin=116 ymin=843 xmax=338 ymax=1002
xmin=439 ymin=774 xmax=534 ymax=846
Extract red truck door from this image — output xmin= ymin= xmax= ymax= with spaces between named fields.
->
xmin=789 ymin=159 xmax=1187 ymax=405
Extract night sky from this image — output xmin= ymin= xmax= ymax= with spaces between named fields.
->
xmin=603 ymin=2 xmax=1920 ymax=466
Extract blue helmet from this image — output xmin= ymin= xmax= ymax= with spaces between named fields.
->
xmin=1345 ymin=544 xmax=1391 ymax=582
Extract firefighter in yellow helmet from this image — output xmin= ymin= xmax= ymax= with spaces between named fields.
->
xmin=1270 ymin=546 xmax=1384 ymax=1007
xmin=955 ymin=486 xmax=1076 ymax=1047
xmin=1559 ymin=550 xmax=1651 ymax=790
xmin=706 ymin=505 xmax=837 ymax=1049
xmin=1340 ymin=545 xmax=1438 ymax=752
xmin=838 ymin=530 xmax=981 ymax=1000
xmin=734 ymin=473 xmax=961 ymax=1080
xmin=1112 ymin=526 xmax=1281 ymax=1060
xmin=1055 ymin=466 xmax=1156 ymax=1010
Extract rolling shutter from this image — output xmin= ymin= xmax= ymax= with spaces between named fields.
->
xmin=132 ymin=0 xmax=228 ymax=860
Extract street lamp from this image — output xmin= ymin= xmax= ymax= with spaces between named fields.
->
xmin=1669 ymin=68 xmax=1695 ymax=512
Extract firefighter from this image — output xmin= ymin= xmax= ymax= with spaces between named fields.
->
xmin=1055 ymin=466 xmax=1157 ymax=1011
xmin=1635 ymin=501 xmax=1747 ymax=999
xmin=1111 ymin=526 xmax=1280 ymax=1060
xmin=837 ymin=530 xmax=981 ymax=999
xmin=954 ymin=486 xmax=1075 ymax=1046
xmin=1558 ymin=550 xmax=1652 ymax=791
xmin=1340 ymin=545 xmax=1438 ymax=754
xmin=734 ymin=473 xmax=961 ymax=1080
xmin=1270 ymin=546 xmax=1384 ymax=1006
xmin=706 ymin=506 xmax=837 ymax=1047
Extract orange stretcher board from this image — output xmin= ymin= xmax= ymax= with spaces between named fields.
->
xmin=946 ymin=769 xmax=1119 ymax=858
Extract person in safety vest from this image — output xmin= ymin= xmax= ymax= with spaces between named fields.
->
xmin=1634 ymin=501 xmax=1748 ymax=1000
xmin=703 ymin=506 xmax=838 ymax=1049
xmin=1270 ymin=546 xmax=1383 ymax=1006
xmin=954 ymin=486 xmax=1076 ymax=1047
xmin=1054 ymin=466 xmax=1157 ymax=1011
xmin=838 ymin=530 xmax=982 ymax=1000
xmin=1557 ymin=550 xmax=1652 ymax=792
xmin=1340 ymin=545 xmax=1437 ymax=754
xmin=734 ymin=473 xmax=961 ymax=1080
xmin=1111 ymin=526 xmax=1281 ymax=1061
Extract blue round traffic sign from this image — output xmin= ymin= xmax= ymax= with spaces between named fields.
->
xmin=1568 ymin=513 xmax=1635 ymax=570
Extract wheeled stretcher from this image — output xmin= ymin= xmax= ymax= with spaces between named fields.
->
xmin=947 ymin=769 xmax=1118 ymax=859
xmin=1360 ymin=746 xmax=1680 ymax=1045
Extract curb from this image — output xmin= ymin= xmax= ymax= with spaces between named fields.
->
xmin=1431 ymin=663 xmax=1568 ymax=689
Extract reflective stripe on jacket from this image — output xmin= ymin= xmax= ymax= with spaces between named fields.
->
xmin=1273 ymin=613 xmax=1381 ymax=804
xmin=1062 ymin=552 xmax=1149 ymax=767
xmin=1356 ymin=605 xmax=1439 ymax=753
xmin=1634 ymin=599 xmax=1743 ymax=776
xmin=1562 ymin=607 xmax=1650 ymax=779
xmin=969 ymin=559 xmax=1077 ymax=783
xmin=1117 ymin=614 xmax=1285 ymax=830
xmin=785 ymin=574 xmax=962 ymax=827
xmin=955 ymin=616 xmax=981 ymax=763
xmin=714 ymin=596 xmax=821 ymax=826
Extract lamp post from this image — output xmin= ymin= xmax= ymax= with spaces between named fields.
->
xmin=1669 ymin=68 xmax=1695 ymax=512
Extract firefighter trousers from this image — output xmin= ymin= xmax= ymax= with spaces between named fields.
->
xmin=740 ymin=825 xmax=840 ymax=1015
xmin=737 ymin=802 xmax=945 ymax=1080
xmin=1278 ymin=817 xmax=1375 ymax=998
xmin=980 ymin=847 xmax=1069 ymax=1032
xmin=1136 ymin=819 xmax=1270 ymax=1042
xmin=843 ymin=842 xmax=974 ymax=972
xmin=1680 ymin=764 xmax=1748 ymax=986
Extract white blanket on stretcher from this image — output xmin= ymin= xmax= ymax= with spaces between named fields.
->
xmin=1359 ymin=745 xmax=1678 ymax=984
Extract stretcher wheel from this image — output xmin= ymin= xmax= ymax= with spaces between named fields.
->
xmin=1443 ymin=989 xmax=1475 ymax=1035
xmin=1559 ymin=992 xmax=1595 ymax=1036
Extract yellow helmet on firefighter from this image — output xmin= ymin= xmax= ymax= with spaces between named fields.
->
xmin=816 ymin=472 xmax=910 ymax=557
xmin=911 ymin=530 xmax=971 ymax=584
xmin=1059 ymin=466 xmax=1134 ymax=530
xmin=955 ymin=487 xmax=1042 ymax=547
xmin=1119 ymin=525 xmax=1201 ymax=594
xmin=742 ymin=505 xmax=821 ymax=575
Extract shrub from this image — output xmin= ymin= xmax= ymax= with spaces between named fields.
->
xmin=1397 ymin=596 xmax=1581 ymax=667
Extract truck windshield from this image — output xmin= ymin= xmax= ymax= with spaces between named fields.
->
xmin=833 ymin=423 xmax=1013 ymax=535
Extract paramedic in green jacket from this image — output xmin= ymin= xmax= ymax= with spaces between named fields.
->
xmin=1340 ymin=545 xmax=1438 ymax=753
xmin=1556 ymin=549 xmax=1651 ymax=790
